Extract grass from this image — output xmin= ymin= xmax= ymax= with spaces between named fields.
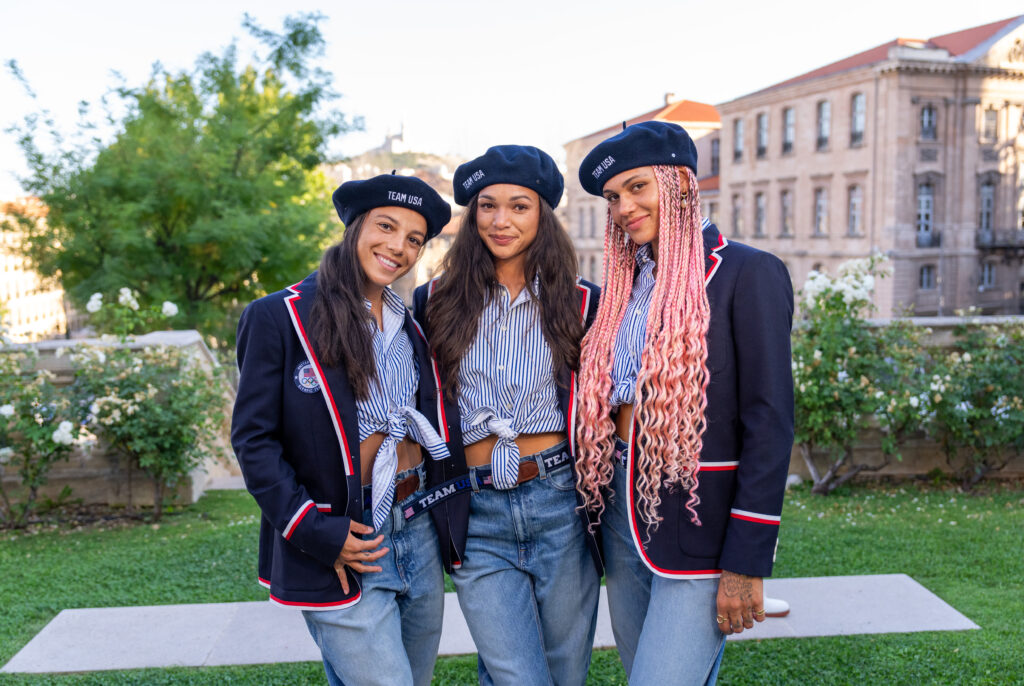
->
xmin=0 ymin=483 xmax=1021 ymax=685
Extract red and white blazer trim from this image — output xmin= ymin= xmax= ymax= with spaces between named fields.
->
xmin=269 ymin=592 xmax=362 ymax=611
xmin=258 ymin=576 xmax=271 ymax=589
xmin=730 ymin=508 xmax=781 ymax=525
xmin=699 ymin=460 xmax=739 ymax=472
xmin=284 ymin=280 xmax=356 ymax=476
xmin=284 ymin=499 xmax=315 ymax=539
xmin=315 ymin=503 xmax=332 ymax=513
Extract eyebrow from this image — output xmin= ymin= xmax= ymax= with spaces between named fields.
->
xmin=479 ymin=193 xmax=534 ymax=202
xmin=375 ymin=213 xmax=400 ymax=225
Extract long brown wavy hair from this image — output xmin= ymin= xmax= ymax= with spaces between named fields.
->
xmin=310 ymin=214 xmax=378 ymax=400
xmin=424 ymin=194 xmax=583 ymax=402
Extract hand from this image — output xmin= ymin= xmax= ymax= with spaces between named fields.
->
xmin=715 ymin=570 xmax=765 ymax=635
xmin=332 ymin=520 xmax=388 ymax=594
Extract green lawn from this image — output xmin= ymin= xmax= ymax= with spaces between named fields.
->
xmin=1 ymin=483 xmax=1021 ymax=685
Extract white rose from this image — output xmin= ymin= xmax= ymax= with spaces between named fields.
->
xmin=161 ymin=301 xmax=179 ymax=317
xmin=58 ymin=420 xmax=73 ymax=433
xmin=909 ymin=397 xmax=920 ymax=408
xmin=117 ymin=287 xmax=140 ymax=311
xmin=0 ymin=404 xmax=14 ymax=417
xmin=86 ymin=298 xmax=102 ymax=314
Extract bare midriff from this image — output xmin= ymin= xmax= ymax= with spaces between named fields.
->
xmin=614 ymin=403 xmax=634 ymax=444
xmin=463 ymin=431 xmax=567 ymax=468
xmin=359 ymin=433 xmax=422 ymax=486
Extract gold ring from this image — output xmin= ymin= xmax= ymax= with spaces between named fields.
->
xmin=716 ymin=614 xmax=727 ymax=623
xmin=754 ymin=609 xmax=766 ymax=617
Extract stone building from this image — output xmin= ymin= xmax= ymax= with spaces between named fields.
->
xmin=715 ymin=15 xmax=1024 ymax=316
xmin=0 ymin=199 xmax=73 ymax=341
xmin=564 ymin=97 xmax=721 ymax=284
xmin=565 ymin=16 xmax=1024 ymax=316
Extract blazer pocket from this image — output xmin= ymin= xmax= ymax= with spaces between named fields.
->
xmin=677 ymin=471 xmax=734 ymax=559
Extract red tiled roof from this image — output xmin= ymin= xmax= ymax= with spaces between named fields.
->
xmin=929 ymin=15 xmax=1022 ymax=55
xmin=659 ymin=100 xmax=721 ymax=124
xmin=580 ymin=100 xmax=720 ymax=141
xmin=698 ymin=175 xmax=719 ymax=192
xmin=756 ymin=15 xmax=1023 ymax=94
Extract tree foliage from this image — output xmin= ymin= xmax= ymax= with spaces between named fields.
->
xmin=4 ymin=14 xmax=356 ymax=343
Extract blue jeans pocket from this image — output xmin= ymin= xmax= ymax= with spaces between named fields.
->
xmin=544 ymin=464 xmax=576 ymax=491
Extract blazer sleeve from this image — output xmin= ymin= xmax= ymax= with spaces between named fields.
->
xmin=231 ymin=299 xmax=351 ymax=568
xmin=717 ymin=252 xmax=795 ymax=578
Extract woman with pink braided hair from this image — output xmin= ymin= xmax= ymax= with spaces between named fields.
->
xmin=575 ymin=121 xmax=794 ymax=685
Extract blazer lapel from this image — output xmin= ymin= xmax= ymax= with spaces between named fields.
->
xmin=283 ymin=272 xmax=359 ymax=478
xmin=703 ymin=224 xmax=728 ymax=286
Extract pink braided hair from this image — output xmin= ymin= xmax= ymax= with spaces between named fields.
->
xmin=575 ymin=165 xmax=710 ymax=535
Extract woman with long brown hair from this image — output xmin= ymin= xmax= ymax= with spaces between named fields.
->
xmin=574 ymin=122 xmax=794 ymax=684
xmin=232 ymin=173 xmax=457 ymax=686
xmin=413 ymin=145 xmax=601 ymax=686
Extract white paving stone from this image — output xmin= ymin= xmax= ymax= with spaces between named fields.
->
xmin=1 ymin=574 xmax=978 ymax=673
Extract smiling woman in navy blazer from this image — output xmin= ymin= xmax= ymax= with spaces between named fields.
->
xmin=574 ymin=122 xmax=795 ymax=685
xmin=231 ymin=173 xmax=457 ymax=686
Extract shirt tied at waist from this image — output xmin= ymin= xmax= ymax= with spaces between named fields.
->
xmin=465 ymin=408 xmax=520 ymax=490
xmin=370 ymin=406 xmax=449 ymax=531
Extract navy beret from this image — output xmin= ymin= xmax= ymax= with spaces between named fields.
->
xmin=578 ymin=121 xmax=698 ymax=196
xmin=332 ymin=173 xmax=451 ymax=240
xmin=454 ymin=145 xmax=564 ymax=209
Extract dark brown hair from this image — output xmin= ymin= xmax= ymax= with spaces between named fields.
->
xmin=424 ymin=195 xmax=583 ymax=402
xmin=310 ymin=214 xmax=377 ymax=399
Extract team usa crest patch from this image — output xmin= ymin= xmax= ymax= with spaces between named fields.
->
xmin=293 ymin=360 xmax=321 ymax=394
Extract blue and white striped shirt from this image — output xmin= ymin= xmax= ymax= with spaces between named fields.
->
xmin=610 ymin=217 xmax=711 ymax=407
xmin=358 ymin=288 xmax=449 ymax=530
xmin=458 ymin=281 xmax=564 ymax=489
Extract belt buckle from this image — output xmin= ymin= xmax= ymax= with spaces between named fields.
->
xmin=393 ymin=473 xmax=420 ymax=503
xmin=516 ymin=460 xmax=540 ymax=485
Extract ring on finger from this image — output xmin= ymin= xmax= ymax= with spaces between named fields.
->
xmin=754 ymin=609 xmax=766 ymax=617
xmin=716 ymin=614 xmax=727 ymax=623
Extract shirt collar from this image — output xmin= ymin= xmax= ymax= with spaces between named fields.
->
xmin=635 ymin=243 xmax=654 ymax=268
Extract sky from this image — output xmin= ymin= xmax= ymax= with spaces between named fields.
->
xmin=1 ymin=0 xmax=1022 ymax=199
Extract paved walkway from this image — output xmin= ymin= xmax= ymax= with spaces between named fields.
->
xmin=2 ymin=574 xmax=978 ymax=674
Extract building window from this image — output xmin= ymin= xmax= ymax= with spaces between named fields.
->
xmin=589 ymin=205 xmax=597 ymax=238
xmin=981 ymin=108 xmax=997 ymax=142
xmin=816 ymin=100 xmax=831 ymax=151
xmin=707 ymin=201 xmax=718 ymax=225
xmin=710 ymin=138 xmax=720 ymax=176
xmin=756 ymin=113 xmax=768 ymax=159
xmin=731 ymin=194 xmax=743 ymax=236
xmin=981 ymin=262 xmax=996 ymax=290
xmin=919 ymin=264 xmax=936 ymax=290
xmin=916 ymin=182 xmax=936 ymax=247
xmin=780 ymin=190 xmax=793 ymax=236
xmin=850 ymin=93 xmax=865 ymax=146
xmin=920 ymin=105 xmax=937 ymax=141
xmin=979 ymin=181 xmax=994 ymax=231
xmin=733 ymin=119 xmax=744 ymax=162
xmin=577 ymin=207 xmax=584 ymax=238
xmin=813 ymin=188 xmax=828 ymax=235
xmin=848 ymin=185 xmax=863 ymax=236
xmin=754 ymin=192 xmax=766 ymax=236
xmin=782 ymin=107 xmax=795 ymax=154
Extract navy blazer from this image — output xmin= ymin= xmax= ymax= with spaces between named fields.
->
xmin=413 ymin=277 xmax=604 ymax=576
xmin=231 ymin=271 xmax=454 ymax=609
xmin=621 ymin=224 xmax=794 ymax=579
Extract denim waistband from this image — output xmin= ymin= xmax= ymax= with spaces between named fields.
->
xmin=613 ymin=436 xmax=629 ymax=469
xmin=362 ymin=462 xmax=426 ymax=508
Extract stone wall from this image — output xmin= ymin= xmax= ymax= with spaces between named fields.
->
xmin=1 ymin=331 xmax=239 ymax=508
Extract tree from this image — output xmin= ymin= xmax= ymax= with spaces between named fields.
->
xmin=4 ymin=14 xmax=357 ymax=343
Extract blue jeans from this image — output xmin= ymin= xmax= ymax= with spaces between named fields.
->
xmin=603 ymin=438 xmax=726 ymax=685
xmin=302 ymin=467 xmax=444 ymax=686
xmin=451 ymin=441 xmax=600 ymax=686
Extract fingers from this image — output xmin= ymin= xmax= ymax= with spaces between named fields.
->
xmin=346 ymin=561 xmax=383 ymax=574
xmin=752 ymin=604 xmax=767 ymax=623
xmin=348 ymin=521 xmax=376 ymax=535
xmin=343 ymin=546 xmax=388 ymax=565
xmin=334 ymin=564 xmax=350 ymax=595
